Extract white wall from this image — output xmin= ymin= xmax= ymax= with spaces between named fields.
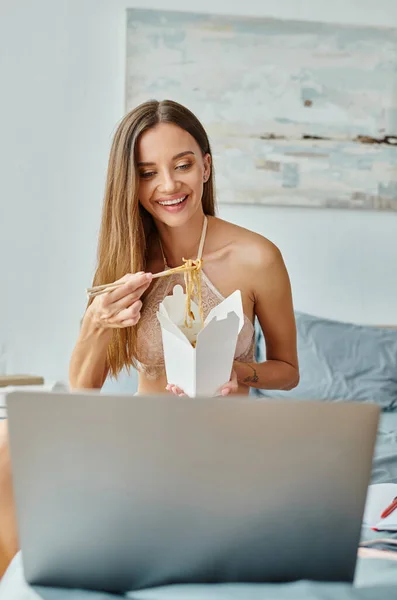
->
xmin=1 ymin=0 xmax=396 ymax=383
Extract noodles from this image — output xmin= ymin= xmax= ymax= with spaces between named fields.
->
xmin=182 ymin=258 xmax=204 ymax=328
xmin=160 ymin=258 xmax=204 ymax=329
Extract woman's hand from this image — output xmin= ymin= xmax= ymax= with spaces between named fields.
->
xmin=86 ymin=272 xmax=152 ymax=330
xmin=166 ymin=369 xmax=238 ymax=397
xmin=219 ymin=369 xmax=239 ymax=396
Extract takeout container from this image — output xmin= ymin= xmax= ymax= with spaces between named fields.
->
xmin=157 ymin=284 xmax=244 ymax=397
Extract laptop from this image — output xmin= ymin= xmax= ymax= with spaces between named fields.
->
xmin=6 ymin=390 xmax=379 ymax=593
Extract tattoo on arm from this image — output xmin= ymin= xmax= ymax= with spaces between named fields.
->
xmin=243 ymin=365 xmax=259 ymax=384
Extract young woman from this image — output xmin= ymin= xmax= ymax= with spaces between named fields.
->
xmin=0 ymin=100 xmax=299 ymax=573
xmin=69 ymin=99 xmax=299 ymax=395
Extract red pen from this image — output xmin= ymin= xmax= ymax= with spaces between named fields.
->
xmin=380 ymin=496 xmax=397 ymax=520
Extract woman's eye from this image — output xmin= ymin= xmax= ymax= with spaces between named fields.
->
xmin=176 ymin=163 xmax=191 ymax=171
xmin=140 ymin=171 xmax=155 ymax=179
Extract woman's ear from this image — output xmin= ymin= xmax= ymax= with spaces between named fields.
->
xmin=203 ymin=153 xmax=211 ymax=182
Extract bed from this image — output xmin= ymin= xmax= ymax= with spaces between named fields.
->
xmin=1 ymin=313 xmax=397 ymax=600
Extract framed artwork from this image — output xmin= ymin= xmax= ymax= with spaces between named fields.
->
xmin=126 ymin=9 xmax=397 ymax=210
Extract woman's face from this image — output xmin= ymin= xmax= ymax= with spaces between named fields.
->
xmin=136 ymin=122 xmax=211 ymax=227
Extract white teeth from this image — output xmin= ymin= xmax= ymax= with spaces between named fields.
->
xmin=158 ymin=196 xmax=187 ymax=206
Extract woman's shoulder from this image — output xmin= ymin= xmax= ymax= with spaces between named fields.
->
xmin=210 ymin=216 xmax=282 ymax=271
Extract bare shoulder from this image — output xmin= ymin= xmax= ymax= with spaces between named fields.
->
xmin=210 ymin=217 xmax=283 ymax=271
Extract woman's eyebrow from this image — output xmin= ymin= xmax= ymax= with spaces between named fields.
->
xmin=137 ymin=150 xmax=195 ymax=167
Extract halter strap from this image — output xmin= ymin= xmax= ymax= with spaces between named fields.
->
xmin=159 ymin=215 xmax=208 ymax=269
xmin=159 ymin=237 xmax=168 ymax=269
xmin=196 ymin=215 xmax=208 ymax=260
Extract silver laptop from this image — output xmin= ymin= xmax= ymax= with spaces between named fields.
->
xmin=6 ymin=391 xmax=379 ymax=593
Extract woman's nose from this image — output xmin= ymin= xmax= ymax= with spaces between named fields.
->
xmin=158 ymin=169 xmax=178 ymax=193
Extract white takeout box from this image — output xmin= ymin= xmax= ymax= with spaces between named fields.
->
xmin=157 ymin=284 xmax=244 ymax=397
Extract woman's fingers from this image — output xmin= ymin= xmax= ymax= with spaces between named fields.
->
xmin=222 ymin=382 xmax=238 ymax=396
xmin=105 ymin=272 xmax=152 ymax=304
xmin=88 ymin=272 xmax=152 ymax=330
xmin=166 ymin=384 xmax=186 ymax=396
xmin=220 ymin=370 xmax=239 ymax=396
xmin=166 ymin=374 xmax=238 ymax=397
xmin=114 ymin=301 xmax=142 ymax=324
xmin=102 ymin=290 xmax=145 ymax=318
xmin=103 ymin=300 xmax=142 ymax=327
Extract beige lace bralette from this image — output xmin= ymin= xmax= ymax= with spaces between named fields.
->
xmin=136 ymin=217 xmax=255 ymax=379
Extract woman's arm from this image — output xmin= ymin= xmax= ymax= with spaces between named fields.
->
xmin=69 ymin=308 xmax=111 ymax=390
xmin=234 ymin=241 xmax=299 ymax=392
xmin=69 ymin=272 xmax=152 ymax=390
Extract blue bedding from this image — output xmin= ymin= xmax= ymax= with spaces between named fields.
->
xmin=2 ymin=413 xmax=397 ymax=600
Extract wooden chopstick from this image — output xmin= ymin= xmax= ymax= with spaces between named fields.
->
xmin=86 ymin=265 xmax=198 ymax=298
xmin=87 ymin=284 xmax=126 ymax=298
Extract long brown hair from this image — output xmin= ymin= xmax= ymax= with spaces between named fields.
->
xmin=92 ymin=99 xmax=217 ymax=377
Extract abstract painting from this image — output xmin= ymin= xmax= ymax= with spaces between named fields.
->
xmin=126 ymin=9 xmax=397 ymax=210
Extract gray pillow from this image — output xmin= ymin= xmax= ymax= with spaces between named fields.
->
xmin=253 ymin=312 xmax=397 ymax=411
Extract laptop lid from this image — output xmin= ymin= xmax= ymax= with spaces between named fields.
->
xmin=6 ymin=391 xmax=379 ymax=593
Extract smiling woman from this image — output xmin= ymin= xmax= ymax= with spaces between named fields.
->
xmin=67 ymin=98 xmax=299 ymax=396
